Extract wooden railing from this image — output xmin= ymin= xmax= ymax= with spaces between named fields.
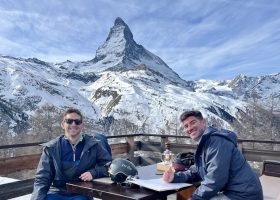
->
xmin=0 ymin=133 xmax=280 ymax=199
xmin=1 ymin=134 xmax=280 ymax=175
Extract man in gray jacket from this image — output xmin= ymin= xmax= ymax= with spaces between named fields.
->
xmin=163 ymin=110 xmax=263 ymax=200
xmin=31 ymin=108 xmax=112 ymax=200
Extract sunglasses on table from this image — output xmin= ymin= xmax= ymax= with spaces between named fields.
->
xmin=64 ymin=118 xmax=82 ymax=125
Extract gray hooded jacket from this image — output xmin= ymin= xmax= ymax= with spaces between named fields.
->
xmin=173 ymin=127 xmax=263 ymax=200
xmin=31 ymin=134 xmax=112 ymax=200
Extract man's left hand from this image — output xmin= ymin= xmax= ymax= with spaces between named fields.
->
xmin=79 ymin=172 xmax=93 ymax=181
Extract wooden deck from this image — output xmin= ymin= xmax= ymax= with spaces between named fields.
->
xmin=0 ymin=134 xmax=280 ymax=199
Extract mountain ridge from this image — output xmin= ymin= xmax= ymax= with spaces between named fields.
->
xmin=0 ymin=17 xmax=279 ymax=139
xmin=77 ymin=17 xmax=189 ymax=88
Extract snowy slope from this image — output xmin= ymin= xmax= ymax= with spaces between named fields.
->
xmin=193 ymin=73 xmax=280 ymax=109
xmin=88 ymin=66 xmax=247 ymax=133
xmin=0 ymin=17 xmax=279 ymax=137
xmin=0 ymin=56 xmax=98 ymax=118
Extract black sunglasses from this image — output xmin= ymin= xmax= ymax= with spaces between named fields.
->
xmin=64 ymin=119 xmax=82 ymax=125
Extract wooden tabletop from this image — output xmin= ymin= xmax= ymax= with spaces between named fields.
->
xmin=66 ymin=164 xmax=181 ymax=200
xmin=67 ymin=180 xmax=173 ymax=200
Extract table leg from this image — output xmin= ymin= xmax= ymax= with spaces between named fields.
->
xmin=177 ymin=186 xmax=196 ymax=200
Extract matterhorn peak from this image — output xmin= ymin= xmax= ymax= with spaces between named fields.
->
xmin=89 ymin=17 xmax=134 ymax=69
xmin=85 ymin=17 xmax=188 ymax=86
xmin=114 ymin=17 xmax=126 ymax=26
xmin=105 ymin=17 xmax=134 ymax=44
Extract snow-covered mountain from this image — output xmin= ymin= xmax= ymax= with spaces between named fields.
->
xmin=57 ymin=17 xmax=191 ymax=88
xmin=0 ymin=56 xmax=98 ymax=134
xmin=0 ymin=17 xmax=279 ymax=137
xmin=194 ymin=73 xmax=280 ymax=110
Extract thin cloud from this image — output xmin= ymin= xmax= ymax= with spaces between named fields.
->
xmin=0 ymin=0 xmax=279 ymax=80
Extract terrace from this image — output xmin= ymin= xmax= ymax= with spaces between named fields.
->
xmin=0 ymin=133 xmax=280 ymax=199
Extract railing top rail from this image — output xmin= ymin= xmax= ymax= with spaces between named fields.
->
xmin=108 ymin=133 xmax=280 ymax=144
xmin=107 ymin=133 xmax=143 ymax=138
xmin=0 ymin=142 xmax=44 ymax=149
xmin=1 ymin=133 xmax=280 ymax=149
xmin=134 ymin=134 xmax=280 ymax=144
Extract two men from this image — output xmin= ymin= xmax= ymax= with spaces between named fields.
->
xmin=32 ymin=107 xmax=263 ymax=199
xmin=31 ymin=108 xmax=112 ymax=200
xmin=163 ymin=110 xmax=263 ymax=200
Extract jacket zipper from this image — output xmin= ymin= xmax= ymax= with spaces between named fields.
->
xmin=71 ymin=144 xmax=76 ymax=161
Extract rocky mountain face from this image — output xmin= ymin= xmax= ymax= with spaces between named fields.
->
xmin=0 ymin=17 xmax=279 ymax=140
xmin=72 ymin=17 xmax=191 ymax=88
xmin=194 ymin=73 xmax=280 ymax=110
xmin=0 ymin=56 xmax=98 ymax=136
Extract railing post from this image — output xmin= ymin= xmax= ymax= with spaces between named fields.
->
xmin=160 ymin=136 xmax=168 ymax=152
xmin=238 ymin=141 xmax=243 ymax=153
xmin=126 ymin=136 xmax=135 ymax=162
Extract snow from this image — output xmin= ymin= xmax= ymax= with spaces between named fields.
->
xmin=0 ymin=16 xmax=279 ymax=138
xmin=74 ymin=16 xmax=187 ymax=87
xmin=194 ymin=79 xmax=232 ymax=92
xmin=86 ymin=68 xmax=246 ymax=132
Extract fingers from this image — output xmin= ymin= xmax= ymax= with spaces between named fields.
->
xmin=79 ymin=172 xmax=93 ymax=181
xmin=166 ymin=167 xmax=174 ymax=175
xmin=162 ymin=167 xmax=174 ymax=182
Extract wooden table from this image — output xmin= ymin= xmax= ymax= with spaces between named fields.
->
xmin=66 ymin=164 xmax=192 ymax=200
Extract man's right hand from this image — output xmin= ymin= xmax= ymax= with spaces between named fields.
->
xmin=162 ymin=167 xmax=175 ymax=182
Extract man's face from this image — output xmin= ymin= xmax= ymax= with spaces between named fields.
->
xmin=182 ymin=116 xmax=207 ymax=141
xmin=61 ymin=112 xmax=84 ymax=138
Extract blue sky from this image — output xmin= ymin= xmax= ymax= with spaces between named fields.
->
xmin=0 ymin=0 xmax=279 ymax=80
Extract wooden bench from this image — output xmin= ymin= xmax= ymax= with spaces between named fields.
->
xmin=0 ymin=178 xmax=34 ymax=200
xmin=260 ymin=160 xmax=280 ymax=200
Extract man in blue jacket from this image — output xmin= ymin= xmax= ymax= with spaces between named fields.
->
xmin=31 ymin=108 xmax=112 ymax=200
xmin=163 ymin=110 xmax=263 ymax=200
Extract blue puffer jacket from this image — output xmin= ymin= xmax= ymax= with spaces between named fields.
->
xmin=173 ymin=127 xmax=263 ymax=200
xmin=31 ymin=134 xmax=112 ymax=200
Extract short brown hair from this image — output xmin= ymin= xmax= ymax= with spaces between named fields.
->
xmin=180 ymin=110 xmax=203 ymax=122
xmin=63 ymin=108 xmax=83 ymax=121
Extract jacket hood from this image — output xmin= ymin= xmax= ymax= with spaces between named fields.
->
xmin=201 ymin=126 xmax=237 ymax=146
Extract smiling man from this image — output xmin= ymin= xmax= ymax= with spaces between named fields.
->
xmin=163 ymin=110 xmax=263 ymax=200
xmin=31 ymin=108 xmax=112 ymax=200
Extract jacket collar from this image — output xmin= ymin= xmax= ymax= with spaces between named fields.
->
xmin=40 ymin=134 xmax=99 ymax=175
xmin=42 ymin=133 xmax=98 ymax=148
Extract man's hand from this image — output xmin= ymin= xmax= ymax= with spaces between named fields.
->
xmin=79 ymin=171 xmax=93 ymax=181
xmin=162 ymin=167 xmax=175 ymax=182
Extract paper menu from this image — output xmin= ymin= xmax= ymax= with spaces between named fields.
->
xmin=128 ymin=178 xmax=192 ymax=192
